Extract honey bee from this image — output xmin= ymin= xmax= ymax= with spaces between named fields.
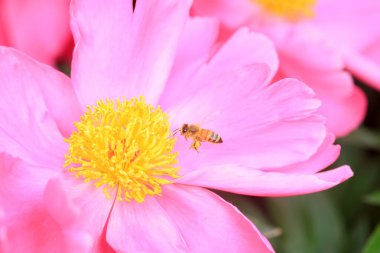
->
xmin=173 ymin=124 xmax=223 ymax=152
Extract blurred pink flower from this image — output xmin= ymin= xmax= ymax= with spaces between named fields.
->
xmin=192 ymin=0 xmax=372 ymax=137
xmin=0 ymin=0 xmax=353 ymax=252
xmin=0 ymin=0 xmax=72 ymax=66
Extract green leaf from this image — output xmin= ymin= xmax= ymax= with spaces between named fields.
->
xmin=347 ymin=217 xmax=371 ymax=253
xmin=267 ymin=193 xmax=344 ymax=253
xmin=362 ymin=223 xmax=380 ymax=253
xmin=338 ymin=127 xmax=380 ymax=151
xmin=329 ymin=145 xmax=380 ymax=220
xmin=364 ymin=190 xmax=380 ymax=206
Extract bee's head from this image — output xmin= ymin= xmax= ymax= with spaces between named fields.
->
xmin=172 ymin=124 xmax=188 ymax=136
xmin=181 ymin=124 xmax=188 ymax=134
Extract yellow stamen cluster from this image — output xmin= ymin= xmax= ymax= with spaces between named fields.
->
xmin=64 ymin=97 xmax=179 ymax=203
xmin=253 ymin=0 xmax=316 ymax=21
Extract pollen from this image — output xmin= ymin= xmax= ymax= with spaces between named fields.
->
xmin=253 ymin=0 xmax=316 ymax=21
xmin=64 ymin=97 xmax=179 ymax=203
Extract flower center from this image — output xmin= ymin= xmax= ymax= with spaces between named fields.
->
xmin=64 ymin=97 xmax=179 ymax=203
xmin=253 ymin=0 xmax=316 ymax=21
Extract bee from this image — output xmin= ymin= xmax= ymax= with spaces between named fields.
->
xmin=173 ymin=124 xmax=223 ymax=152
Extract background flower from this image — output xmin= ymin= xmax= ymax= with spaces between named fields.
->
xmin=0 ymin=0 xmax=73 ymax=66
xmin=192 ymin=1 xmax=380 ymax=252
xmin=191 ymin=0 xmax=371 ymax=137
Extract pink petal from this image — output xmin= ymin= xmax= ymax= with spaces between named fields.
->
xmin=172 ymin=17 xmax=219 ymax=70
xmin=0 ymin=156 xmax=92 ymax=253
xmin=56 ymin=178 xmax=116 ymax=246
xmin=317 ymin=85 xmax=367 ymax=137
xmin=35 ymin=174 xmax=117 ymax=252
xmin=359 ymin=39 xmax=380 ymax=89
xmin=0 ymin=47 xmax=80 ymax=167
xmin=1 ymin=0 xmax=72 ymax=65
xmin=158 ymin=184 xmax=274 ymax=253
xmin=3 ymin=207 xmax=93 ymax=253
xmin=43 ymin=178 xmax=80 ymax=227
xmin=315 ymin=0 xmax=380 ymax=52
xmin=171 ymin=70 xmax=325 ymax=173
xmin=106 ymin=184 xmax=274 ymax=253
xmin=0 ymin=154 xmax=57 ymax=214
xmin=0 ymin=21 xmax=7 ymax=45
xmin=159 ymin=17 xmax=219 ymax=108
xmin=0 ymin=147 xmax=114 ymax=253
xmin=278 ymin=133 xmax=341 ymax=174
xmin=167 ymin=63 xmax=270 ymax=126
xmin=314 ymin=0 xmax=380 ymax=89
xmin=92 ymin=235 xmax=117 ymax=253
xmin=0 ymin=158 xmax=104 ymax=244
xmin=0 ymin=208 xmax=9 ymax=253
xmin=3 ymin=211 xmax=71 ymax=253
xmin=258 ymin=20 xmax=346 ymax=73
xmin=279 ymin=66 xmax=367 ymax=137
xmin=363 ymin=39 xmax=380 ymax=68
xmin=177 ymin=165 xmax=353 ymax=197
xmin=275 ymin=23 xmax=345 ymax=75
xmin=42 ymin=177 xmax=119 ymax=252
xmin=209 ymin=28 xmax=278 ymax=82
xmin=71 ymin=0 xmax=191 ymax=107
xmin=106 ymin=195 xmax=188 ymax=252
xmin=62 ymin=230 xmax=94 ymax=253
xmin=344 ymin=50 xmax=380 ymax=91
xmin=276 ymin=28 xmax=367 ymax=136
xmin=161 ymin=28 xmax=278 ymax=109
xmin=191 ymin=0 xmax=255 ymax=29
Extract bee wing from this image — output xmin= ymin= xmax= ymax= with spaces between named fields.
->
xmin=197 ymin=111 xmax=221 ymax=129
xmin=188 ymin=125 xmax=200 ymax=133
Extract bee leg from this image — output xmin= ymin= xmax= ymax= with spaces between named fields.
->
xmin=190 ymin=141 xmax=201 ymax=153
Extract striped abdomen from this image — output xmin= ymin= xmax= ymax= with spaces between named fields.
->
xmin=199 ymin=129 xmax=223 ymax=144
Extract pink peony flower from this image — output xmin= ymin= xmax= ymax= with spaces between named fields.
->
xmin=0 ymin=0 xmax=72 ymax=66
xmin=192 ymin=0 xmax=371 ymax=137
xmin=0 ymin=0 xmax=352 ymax=252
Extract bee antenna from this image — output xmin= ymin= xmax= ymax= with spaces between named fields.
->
xmin=172 ymin=128 xmax=179 ymax=136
